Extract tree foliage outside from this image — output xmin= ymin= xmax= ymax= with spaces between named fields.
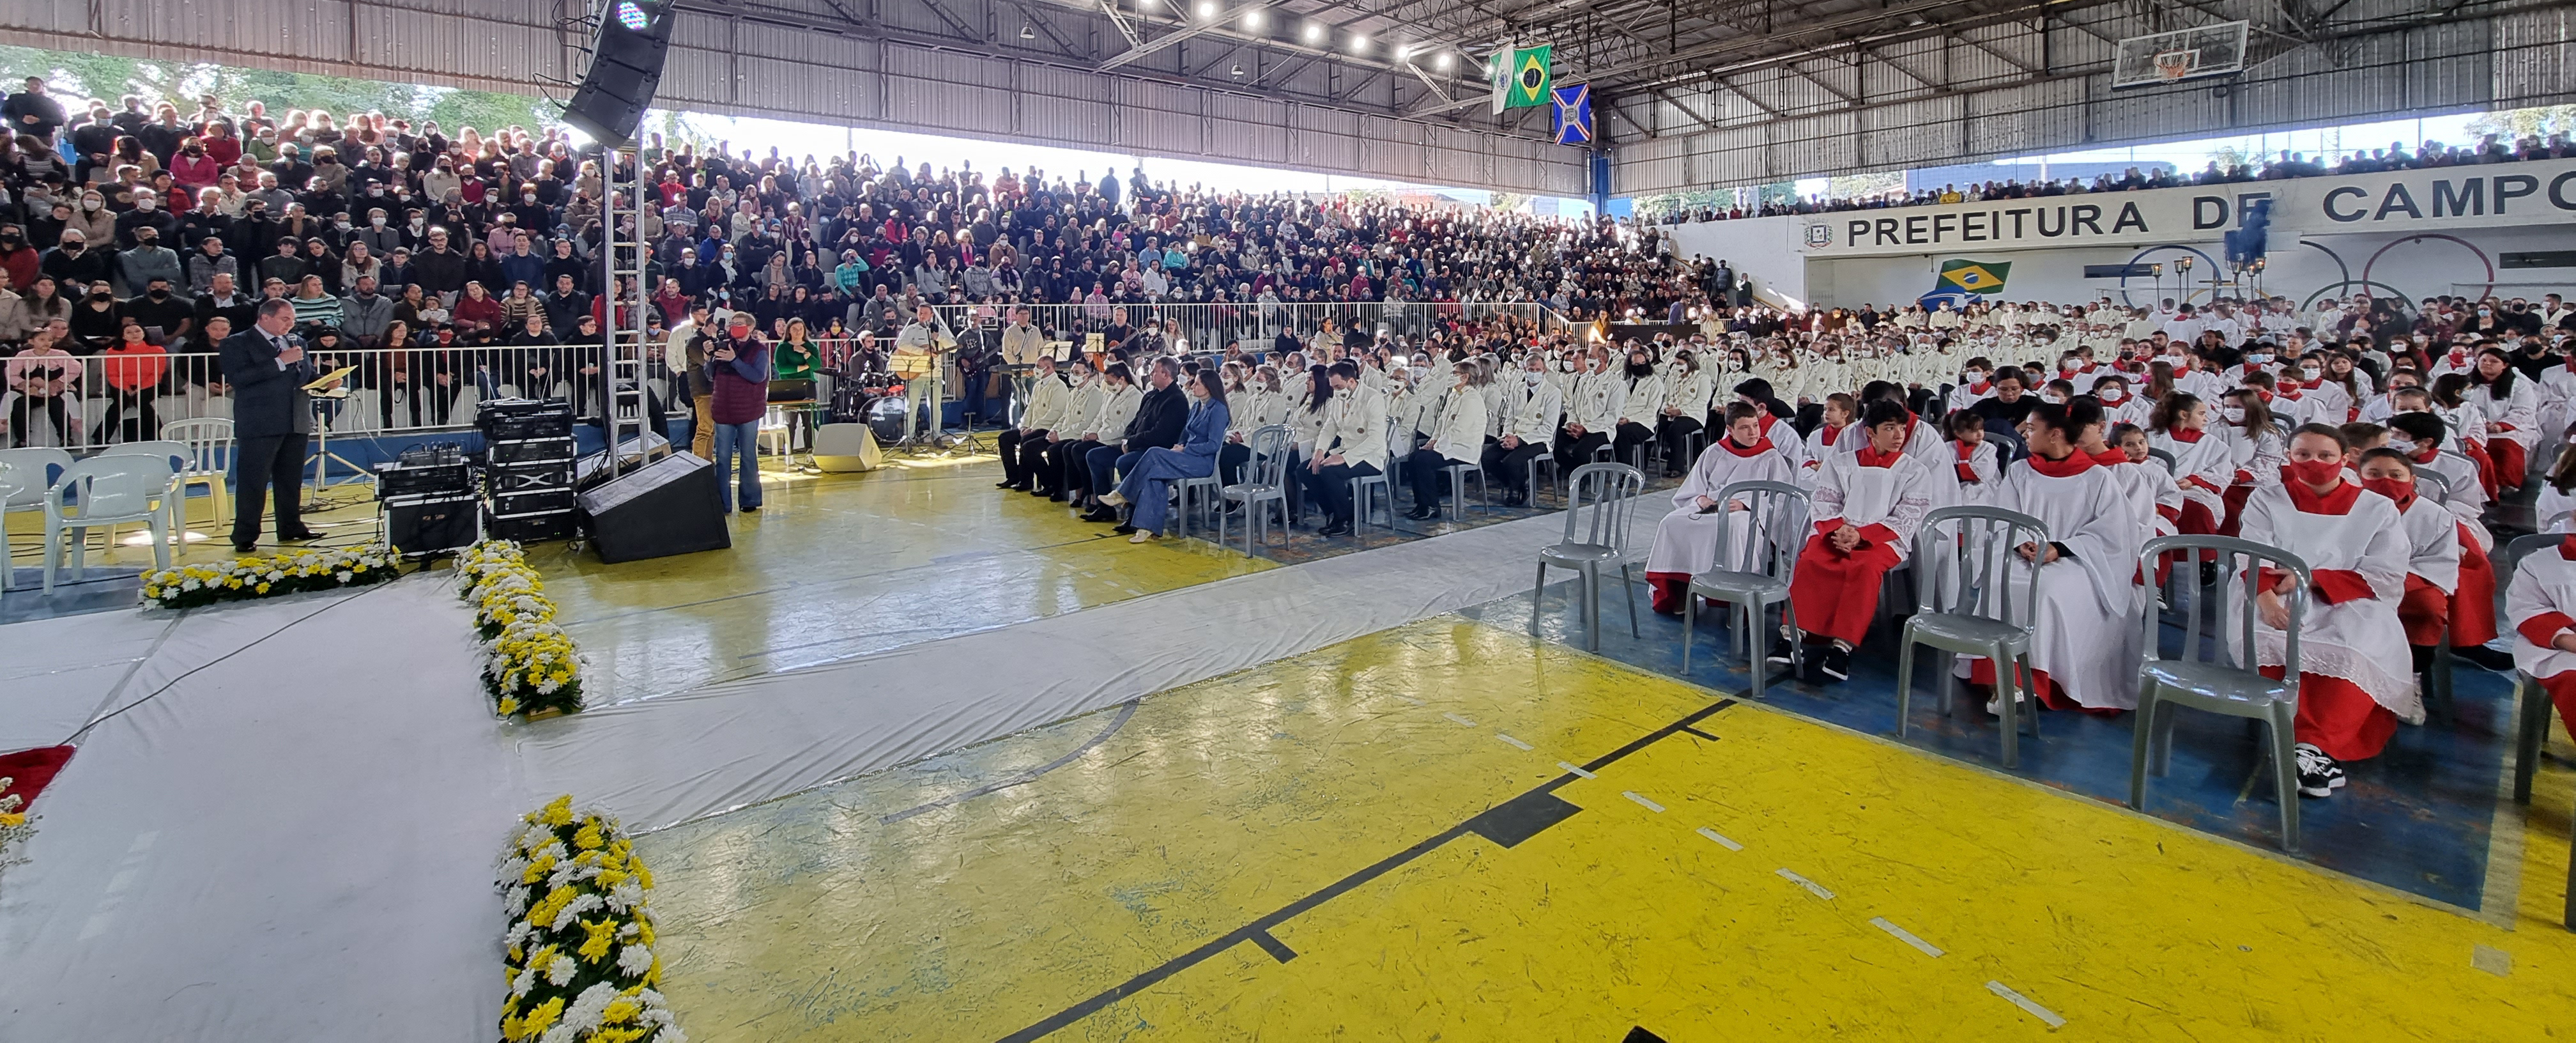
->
xmin=0 ymin=45 xmax=553 ymax=137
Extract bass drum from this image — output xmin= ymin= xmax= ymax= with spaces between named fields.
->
xmin=866 ymin=392 xmax=911 ymax=444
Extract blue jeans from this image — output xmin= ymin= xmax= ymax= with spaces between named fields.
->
xmin=710 ymin=419 xmax=762 ymax=511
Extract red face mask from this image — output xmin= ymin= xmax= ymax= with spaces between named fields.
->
xmin=2359 ymin=475 xmax=2414 ymax=507
xmin=2284 ymin=458 xmax=2345 ymax=488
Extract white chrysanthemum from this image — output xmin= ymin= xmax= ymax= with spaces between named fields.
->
xmin=618 ymin=943 xmax=655 ymax=977
xmin=618 ymin=921 xmax=640 ymax=939
xmin=504 ymin=919 xmax=533 ymax=950
xmin=510 ymin=963 xmax=536 ymax=997
xmin=606 ymin=880 xmax=645 ymax=913
xmin=336 ymin=571 xmax=353 ymax=582
xmin=546 ymin=952 xmax=578 ymax=985
xmin=180 ymin=578 xmax=201 ymax=591
xmin=566 ymin=980 xmax=621 ymax=1032
xmin=552 ymin=891 xmax=604 ymax=930
xmin=538 ymin=1026 xmax=577 ymax=1043
xmin=656 ymin=1023 xmax=687 ymax=1043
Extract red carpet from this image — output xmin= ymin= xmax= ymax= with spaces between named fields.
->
xmin=0 ymin=745 xmax=77 ymax=810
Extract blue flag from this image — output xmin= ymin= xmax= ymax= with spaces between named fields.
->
xmin=1551 ymin=84 xmax=1593 ymax=146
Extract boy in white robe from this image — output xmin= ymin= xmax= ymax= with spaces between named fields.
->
xmin=1644 ymin=403 xmax=1799 ymax=614
xmin=1959 ymin=400 xmax=2146 ymax=713
xmin=2507 ymin=533 xmax=2576 ymax=747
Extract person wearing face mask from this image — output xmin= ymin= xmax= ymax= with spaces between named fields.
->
xmin=2234 ymin=425 xmax=2416 ymax=798
xmin=1404 ymin=359 xmax=1491 ymax=520
xmin=2149 ymin=390 xmax=2232 ymax=540
xmin=67 ymin=190 xmax=115 ymax=245
xmin=114 ymin=226 xmax=182 ymax=299
xmin=355 ymin=206 xmax=401 ymax=254
xmin=2094 ymin=374 xmax=2150 ymax=429
xmin=40 ymin=228 xmax=111 ymax=292
xmin=1482 ymin=353 xmax=1564 ymax=507
xmin=1553 ymin=349 xmax=1625 ymax=473
xmin=2465 ymin=347 xmax=2538 ymax=494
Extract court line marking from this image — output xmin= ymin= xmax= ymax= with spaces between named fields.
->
xmin=1775 ymin=868 xmax=1836 ymax=900
xmin=1442 ymin=712 xmax=1478 ymax=727
xmin=1496 ymin=733 xmax=1533 ymax=750
xmin=1696 ymin=826 xmax=1743 ymax=851
xmin=1623 ymin=791 xmax=1666 ymax=812
xmin=1986 ymin=981 xmax=2066 ymax=1028
xmin=1557 ymin=761 xmax=1597 ymax=778
xmin=993 ymin=696 xmax=1742 ymax=1043
xmin=1869 ymin=917 xmax=1944 ymax=958
xmin=1391 ymin=694 xmax=1425 ymax=706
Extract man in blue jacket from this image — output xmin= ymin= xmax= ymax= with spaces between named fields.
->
xmin=218 ymin=298 xmax=341 ymax=552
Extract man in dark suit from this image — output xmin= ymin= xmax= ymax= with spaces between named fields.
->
xmin=219 ymin=298 xmax=340 ymax=552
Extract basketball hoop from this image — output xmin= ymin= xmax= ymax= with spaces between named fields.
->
xmin=2152 ymin=49 xmax=2200 ymax=82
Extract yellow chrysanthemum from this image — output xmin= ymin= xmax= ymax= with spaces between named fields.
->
xmin=0 ymin=812 xmax=24 ymax=828
xmin=573 ymin=823 xmax=604 ymax=851
xmin=540 ymin=795 xmax=574 ymax=826
xmin=513 ymin=995 xmax=565 ymax=1040
xmin=579 ymin=917 xmax=618 ymax=962
xmin=601 ymin=997 xmax=641 ymax=1024
xmin=497 ymin=696 xmax=521 ymax=716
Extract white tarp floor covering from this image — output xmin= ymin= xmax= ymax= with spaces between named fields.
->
xmin=1 ymin=507 xmax=1641 ymax=1039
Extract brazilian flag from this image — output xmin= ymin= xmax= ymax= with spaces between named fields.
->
xmin=1498 ymin=45 xmax=1551 ymax=109
xmin=1937 ymin=259 xmax=2010 ymax=295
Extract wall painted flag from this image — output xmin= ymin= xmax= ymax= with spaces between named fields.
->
xmin=1494 ymin=45 xmax=1551 ymax=108
xmin=1919 ymin=258 xmax=2012 ymax=308
xmin=1550 ymin=84 xmax=1593 ymax=144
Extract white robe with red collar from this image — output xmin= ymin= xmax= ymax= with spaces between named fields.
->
xmin=2509 ymin=538 xmax=2576 ymax=679
xmin=2227 ymin=482 xmax=2421 ymax=723
xmin=1646 ymin=438 xmax=1801 ymax=579
xmin=1973 ymin=454 xmax=2150 ymax=709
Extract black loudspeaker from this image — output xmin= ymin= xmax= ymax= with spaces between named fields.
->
xmin=562 ymin=0 xmax=675 ymax=148
xmin=577 ymin=451 xmax=731 ymax=563
xmin=385 ymin=493 xmax=481 ymax=555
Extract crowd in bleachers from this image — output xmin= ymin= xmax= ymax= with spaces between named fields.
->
xmin=1648 ymin=132 xmax=2576 ymax=224
xmin=1013 ymin=281 xmax=2576 ymax=800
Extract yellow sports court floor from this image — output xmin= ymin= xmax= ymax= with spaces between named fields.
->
xmin=637 ymin=613 xmax=2576 ymax=1040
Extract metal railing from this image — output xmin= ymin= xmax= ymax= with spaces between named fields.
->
xmin=0 ymin=302 xmax=1579 ymax=451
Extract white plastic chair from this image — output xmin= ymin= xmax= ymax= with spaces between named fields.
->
xmin=100 ymin=439 xmax=195 ymax=537
xmin=1 ymin=447 xmax=76 ymax=590
xmin=160 ymin=417 xmax=234 ymax=527
xmin=43 ymin=454 xmax=177 ymax=594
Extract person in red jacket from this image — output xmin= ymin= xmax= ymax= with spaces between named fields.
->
xmin=703 ymin=313 xmax=771 ymax=513
xmin=96 ymin=321 xmax=170 ymax=442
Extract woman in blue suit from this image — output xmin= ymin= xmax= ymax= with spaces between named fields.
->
xmin=1102 ymin=366 xmax=1230 ymax=543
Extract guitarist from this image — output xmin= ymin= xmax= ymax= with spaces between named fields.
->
xmin=892 ymin=302 xmax=955 ymax=441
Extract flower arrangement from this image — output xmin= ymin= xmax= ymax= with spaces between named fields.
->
xmin=457 ymin=540 xmax=585 ymax=719
xmin=141 ymin=545 xmax=401 ymax=608
xmin=0 ymin=776 xmax=33 ymax=888
xmin=498 ymin=796 xmax=687 ymax=1043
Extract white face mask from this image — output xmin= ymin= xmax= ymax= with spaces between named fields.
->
xmin=2388 ymin=435 xmax=2418 ymax=453
xmin=82 ymin=199 xmax=102 ymax=210
xmin=2246 ymin=353 xmax=2273 ymax=365
xmin=371 ymin=215 xmax=385 ymax=226
xmin=1525 ymin=370 xmax=1546 ymax=385
xmin=135 ymin=198 xmax=155 ymax=212
xmin=2222 ymin=406 xmax=2247 ymax=423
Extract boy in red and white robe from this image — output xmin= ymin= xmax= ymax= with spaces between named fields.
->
xmin=1777 ymin=399 xmax=1935 ymax=684
xmin=2232 ymin=426 xmax=2419 ymax=798
xmin=2508 ymin=534 xmax=2576 ymax=743
xmin=2355 ymin=449 xmax=2480 ymax=687
xmin=1644 ymin=405 xmax=1799 ymax=615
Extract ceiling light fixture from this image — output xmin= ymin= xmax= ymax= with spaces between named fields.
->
xmin=1244 ymin=9 xmax=1263 ymax=29
xmin=1019 ymin=24 xmax=1035 ymax=38
xmin=1434 ymin=52 xmax=1452 ymax=70
xmin=1303 ymin=22 xmax=1322 ymax=42
xmin=1350 ymin=34 xmax=1367 ymax=53
xmin=1196 ymin=1 xmax=1215 ymax=19
xmin=1230 ymin=63 xmax=1246 ymax=77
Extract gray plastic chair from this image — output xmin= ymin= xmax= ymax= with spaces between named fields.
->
xmin=2147 ymin=447 xmax=2178 ymax=474
xmin=1531 ymin=461 xmax=1648 ymax=651
xmin=1173 ymin=473 xmax=1221 ymax=538
xmin=2413 ymin=467 xmax=2450 ymax=504
xmin=1680 ymin=480 xmax=1809 ymax=700
xmin=2129 ymin=534 xmax=2310 ymax=853
xmin=1216 ymin=424 xmax=1291 ymax=556
xmin=1347 ymin=470 xmax=1393 ymax=536
xmin=2507 ymin=531 xmax=2566 ymax=807
xmin=1441 ymin=460 xmax=1490 ymax=519
xmin=1894 ymin=506 xmax=2050 ymax=767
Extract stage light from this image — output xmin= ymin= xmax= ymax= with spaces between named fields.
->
xmin=614 ymin=1 xmax=651 ymax=30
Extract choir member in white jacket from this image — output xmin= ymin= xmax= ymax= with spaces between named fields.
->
xmin=2093 ymin=373 xmax=2152 ymax=431
xmin=1958 ymin=400 xmax=2147 ymax=713
xmin=2507 ymin=532 xmax=2576 ymax=748
xmin=1298 ymin=361 xmax=1389 ymax=537
xmin=1644 ymin=403 xmax=1800 ymax=615
xmin=1404 ymin=359 xmax=1491 ymax=520
xmin=1610 ymin=343 xmax=1666 ymax=467
xmin=2230 ymin=424 xmax=2419 ymax=798
xmin=1485 ymin=353 xmax=1566 ymax=506
xmin=1775 ymin=399 xmax=1936 ymax=683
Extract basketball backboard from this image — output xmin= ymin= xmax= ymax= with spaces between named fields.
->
xmin=2110 ymin=20 xmax=2251 ymax=90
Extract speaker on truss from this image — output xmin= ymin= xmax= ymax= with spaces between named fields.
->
xmin=561 ymin=0 xmax=675 ymax=148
